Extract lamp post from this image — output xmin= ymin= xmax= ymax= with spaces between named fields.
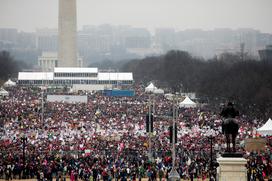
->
xmin=40 ymin=86 xmax=47 ymax=127
xmin=41 ymin=91 xmax=44 ymax=126
xmin=78 ymin=144 xmax=80 ymax=159
xmin=21 ymin=134 xmax=27 ymax=179
xmin=169 ymin=96 xmax=180 ymax=181
xmin=147 ymin=95 xmax=155 ymax=162
xmin=148 ymin=101 xmax=152 ymax=161
xmin=208 ymin=127 xmax=216 ymax=181
xmin=209 ymin=135 xmax=214 ymax=181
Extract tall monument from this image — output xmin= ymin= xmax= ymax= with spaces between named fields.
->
xmin=58 ymin=0 xmax=77 ymax=67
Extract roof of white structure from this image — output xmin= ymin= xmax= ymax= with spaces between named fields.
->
xmin=54 ymin=67 xmax=98 ymax=73
xmin=98 ymin=73 xmax=133 ymax=81
xmin=40 ymin=52 xmax=57 ymax=57
xmin=18 ymin=72 xmax=54 ymax=80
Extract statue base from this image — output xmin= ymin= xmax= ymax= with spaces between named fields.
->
xmin=222 ymin=152 xmax=243 ymax=158
xmin=217 ymin=157 xmax=247 ymax=181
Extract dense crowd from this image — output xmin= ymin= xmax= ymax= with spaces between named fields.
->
xmin=0 ymin=85 xmax=271 ymax=181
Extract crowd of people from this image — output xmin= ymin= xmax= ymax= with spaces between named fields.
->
xmin=0 ymin=85 xmax=271 ymax=181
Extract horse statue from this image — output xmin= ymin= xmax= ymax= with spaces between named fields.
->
xmin=220 ymin=102 xmax=239 ymax=153
xmin=222 ymin=118 xmax=239 ymax=152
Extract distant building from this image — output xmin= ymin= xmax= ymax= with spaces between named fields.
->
xmin=124 ymin=36 xmax=151 ymax=49
xmin=259 ymin=45 xmax=272 ymax=62
xmin=0 ymin=28 xmax=35 ymax=49
xmin=38 ymin=52 xmax=83 ymax=72
xmin=154 ymin=28 xmax=176 ymax=52
xmin=126 ymin=48 xmax=162 ymax=58
xmin=36 ymin=28 xmax=58 ymax=51
xmin=0 ymin=28 xmax=18 ymax=43
xmin=17 ymin=32 xmax=36 ymax=49
xmin=38 ymin=52 xmax=58 ymax=72
xmin=18 ymin=67 xmax=133 ymax=91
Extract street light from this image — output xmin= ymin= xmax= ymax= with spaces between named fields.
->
xmin=169 ymin=96 xmax=180 ymax=181
xmin=20 ymin=133 xmax=27 ymax=179
xmin=169 ymin=168 xmax=180 ymax=181
xmin=41 ymin=91 xmax=44 ymax=126
xmin=40 ymin=86 xmax=47 ymax=126
xmin=207 ymin=126 xmax=216 ymax=181
xmin=147 ymin=94 xmax=155 ymax=162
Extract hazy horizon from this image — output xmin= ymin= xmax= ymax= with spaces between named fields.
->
xmin=0 ymin=0 xmax=272 ymax=33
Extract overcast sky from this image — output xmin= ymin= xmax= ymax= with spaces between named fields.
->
xmin=0 ymin=0 xmax=272 ymax=33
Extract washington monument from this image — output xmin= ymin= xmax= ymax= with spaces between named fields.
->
xmin=58 ymin=0 xmax=77 ymax=67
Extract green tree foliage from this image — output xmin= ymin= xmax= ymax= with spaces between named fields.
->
xmin=122 ymin=50 xmax=272 ymax=119
xmin=0 ymin=51 xmax=20 ymax=82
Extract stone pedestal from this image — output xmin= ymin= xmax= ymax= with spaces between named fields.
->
xmin=217 ymin=157 xmax=247 ymax=181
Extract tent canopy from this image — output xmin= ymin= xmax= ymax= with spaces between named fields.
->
xmin=0 ymin=88 xmax=9 ymax=96
xmin=153 ymin=88 xmax=164 ymax=94
xmin=179 ymin=96 xmax=197 ymax=108
xmin=4 ymin=79 xmax=16 ymax=87
xmin=146 ymin=83 xmax=156 ymax=89
xmin=257 ymin=118 xmax=272 ymax=136
xmin=145 ymin=83 xmax=157 ymax=93
xmin=165 ymin=93 xmax=174 ymax=100
xmin=145 ymin=82 xmax=165 ymax=94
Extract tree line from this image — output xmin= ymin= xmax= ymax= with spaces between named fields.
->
xmin=0 ymin=51 xmax=20 ymax=85
xmin=1 ymin=50 xmax=271 ymax=120
xmin=122 ymin=50 xmax=272 ymax=120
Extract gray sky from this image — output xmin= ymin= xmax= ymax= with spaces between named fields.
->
xmin=0 ymin=0 xmax=272 ymax=33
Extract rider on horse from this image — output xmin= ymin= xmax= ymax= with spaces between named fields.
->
xmin=220 ymin=102 xmax=239 ymax=153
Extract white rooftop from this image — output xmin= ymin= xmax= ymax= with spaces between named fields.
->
xmin=39 ymin=52 xmax=57 ymax=57
xmin=98 ymin=73 xmax=133 ymax=81
xmin=54 ymin=67 xmax=98 ymax=73
xmin=18 ymin=72 xmax=54 ymax=80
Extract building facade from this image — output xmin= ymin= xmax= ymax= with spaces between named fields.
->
xmin=38 ymin=52 xmax=58 ymax=72
xmin=259 ymin=45 xmax=272 ymax=62
xmin=38 ymin=52 xmax=83 ymax=72
xmin=18 ymin=67 xmax=133 ymax=91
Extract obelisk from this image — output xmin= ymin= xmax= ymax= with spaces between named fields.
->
xmin=58 ymin=0 xmax=77 ymax=67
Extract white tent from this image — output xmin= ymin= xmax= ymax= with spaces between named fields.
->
xmin=0 ymin=88 xmax=9 ymax=96
xmin=4 ymin=79 xmax=16 ymax=87
xmin=145 ymin=83 xmax=157 ymax=93
xmin=179 ymin=96 xmax=197 ymax=108
xmin=257 ymin=118 xmax=272 ymax=136
xmin=153 ymin=88 xmax=164 ymax=94
xmin=165 ymin=93 xmax=174 ymax=100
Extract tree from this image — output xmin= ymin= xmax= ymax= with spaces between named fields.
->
xmin=0 ymin=51 xmax=19 ymax=81
xmin=122 ymin=50 xmax=272 ymax=118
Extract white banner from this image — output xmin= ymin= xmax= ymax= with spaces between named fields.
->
xmin=47 ymin=95 xmax=87 ymax=103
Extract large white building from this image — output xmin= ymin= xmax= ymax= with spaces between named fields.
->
xmin=36 ymin=28 xmax=58 ymax=51
xmin=18 ymin=67 xmax=133 ymax=91
xmin=38 ymin=52 xmax=83 ymax=72
xmin=19 ymin=1 xmax=134 ymax=91
xmin=38 ymin=52 xmax=58 ymax=72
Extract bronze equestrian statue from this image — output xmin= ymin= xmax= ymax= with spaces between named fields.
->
xmin=220 ymin=102 xmax=239 ymax=153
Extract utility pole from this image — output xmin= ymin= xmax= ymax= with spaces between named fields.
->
xmin=41 ymin=91 xmax=44 ymax=126
xmin=147 ymin=94 xmax=155 ymax=162
xmin=169 ymin=96 xmax=180 ymax=181
xmin=78 ymin=144 xmax=80 ymax=159
xmin=172 ymin=104 xmax=176 ymax=167
xmin=210 ymin=136 xmax=213 ymax=180
xmin=21 ymin=135 xmax=27 ymax=179
xmin=148 ymin=97 xmax=152 ymax=162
